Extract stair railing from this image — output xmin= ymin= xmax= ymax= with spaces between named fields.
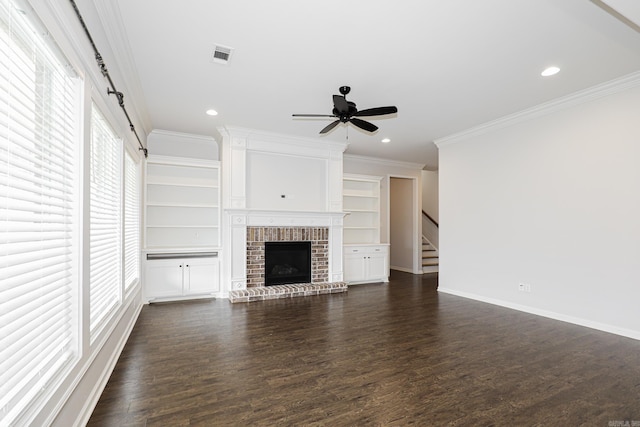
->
xmin=422 ymin=210 xmax=439 ymax=249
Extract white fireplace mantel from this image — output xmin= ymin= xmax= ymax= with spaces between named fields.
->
xmin=225 ymin=209 xmax=346 ymax=292
xmin=228 ymin=209 xmax=346 ymax=227
xmin=218 ymin=127 xmax=349 ymax=297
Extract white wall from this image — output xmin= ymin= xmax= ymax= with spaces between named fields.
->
xmin=219 ymin=126 xmax=346 ymax=212
xmin=246 ymin=151 xmax=327 ymax=211
xmin=436 ymin=74 xmax=640 ymax=340
xmin=421 ymin=170 xmax=439 ymax=223
xmin=148 ymin=129 xmax=219 ymax=160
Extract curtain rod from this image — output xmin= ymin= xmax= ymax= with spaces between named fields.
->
xmin=68 ymin=0 xmax=148 ymax=157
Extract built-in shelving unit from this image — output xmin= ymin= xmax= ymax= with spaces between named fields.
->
xmin=145 ymin=155 xmax=220 ymax=251
xmin=144 ymin=154 xmax=221 ymax=302
xmin=343 ymin=174 xmax=382 ymax=244
xmin=342 ymin=174 xmax=389 ymax=284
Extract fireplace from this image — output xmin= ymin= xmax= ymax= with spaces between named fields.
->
xmin=264 ymin=241 xmax=311 ymax=286
xmin=245 ymin=226 xmax=330 ymax=287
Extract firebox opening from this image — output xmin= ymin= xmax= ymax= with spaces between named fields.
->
xmin=264 ymin=241 xmax=312 ymax=286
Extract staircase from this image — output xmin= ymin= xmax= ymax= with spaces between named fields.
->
xmin=421 ymin=210 xmax=438 ymax=273
xmin=422 ymin=237 xmax=439 ymax=273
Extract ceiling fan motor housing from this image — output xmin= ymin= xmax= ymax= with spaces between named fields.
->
xmin=333 ymin=101 xmax=358 ymax=122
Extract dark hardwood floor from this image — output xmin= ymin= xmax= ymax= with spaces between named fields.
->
xmin=89 ymin=271 xmax=640 ymax=426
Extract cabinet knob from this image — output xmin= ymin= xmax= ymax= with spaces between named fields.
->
xmin=186 ymin=264 xmax=189 ymax=267
xmin=179 ymin=265 xmax=182 ymax=268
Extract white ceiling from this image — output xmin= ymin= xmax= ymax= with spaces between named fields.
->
xmin=94 ymin=0 xmax=640 ymax=169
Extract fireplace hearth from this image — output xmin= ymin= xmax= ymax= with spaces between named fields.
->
xmin=265 ymin=241 xmax=311 ymax=286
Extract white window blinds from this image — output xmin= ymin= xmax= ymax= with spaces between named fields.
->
xmin=0 ymin=0 xmax=80 ymax=423
xmin=124 ymin=150 xmax=139 ymax=291
xmin=89 ymin=105 xmax=122 ymax=339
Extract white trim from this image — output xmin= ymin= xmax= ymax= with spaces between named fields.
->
xmin=83 ymin=0 xmax=152 ymax=132
xmin=146 ymin=154 xmax=220 ymax=169
xmin=343 ymin=172 xmax=384 ymax=183
xmin=390 ymin=266 xmax=415 ymax=274
xmin=72 ymin=301 xmax=143 ymax=427
xmin=434 ymin=70 xmax=640 ymax=147
xmin=438 ymin=287 xmax=640 ymax=341
xmin=344 ymin=153 xmax=425 ymax=170
xmin=225 ymin=210 xmax=346 ymax=293
xmin=387 ymin=174 xmax=423 ymax=274
xmin=218 ymin=125 xmax=348 ymax=154
xmin=149 ymin=129 xmax=218 ymax=144
xmin=40 ymin=294 xmax=142 ymax=426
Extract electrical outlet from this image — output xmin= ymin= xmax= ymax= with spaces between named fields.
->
xmin=519 ymin=282 xmax=531 ymax=293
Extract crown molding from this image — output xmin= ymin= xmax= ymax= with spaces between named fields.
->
xmin=149 ymin=129 xmax=217 ymax=143
xmin=217 ymin=126 xmax=349 ymax=152
xmin=434 ymin=71 xmax=640 ymax=148
xmin=91 ymin=0 xmax=152 ymax=134
xmin=343 ymin=154 xmax=425 ymax=171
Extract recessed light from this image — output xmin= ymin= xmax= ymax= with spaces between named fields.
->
xmin=205 ymin=109 xmax=218 ymax=116
xmin=381 ymin=138 xmax=391 ymax=144
xmin=541 ymin=66 xmax=560 ymax=77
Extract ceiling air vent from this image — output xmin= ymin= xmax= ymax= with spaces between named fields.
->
xmin=211 ymin=45 xmax=233 ymax=65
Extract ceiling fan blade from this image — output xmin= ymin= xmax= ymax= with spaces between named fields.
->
xmin=319 ymin=120 xmax=341 ymax=134
xmin=292 ymin=114 xmax=337 ymax=118
xmin=350 ymin=118 xmax=378 ymax=133
xmin=353 ymin=106 xmax=398 ymax=117
xmin=333 ymin=95 xmax=349 ymax=114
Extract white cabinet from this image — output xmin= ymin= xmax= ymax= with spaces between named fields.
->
xmin=343 ymin=174 xmax=382 ymax=245
xmin=145 ymin=155 xmax=220 ymax=250
xmin=343 ymin=244 xmax=389 ymax=284
xmin=144 ymin=154 xmax=222 ymax=301
xmin=145 ymin=254 xmax=219 ymax=301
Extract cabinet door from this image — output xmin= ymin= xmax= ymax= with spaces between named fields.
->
xmin=343 ymin=253 xmax=366 ymax=282
xmin=145 ymin=259 xmax=184 ymax=298
xmin=367 ymin=252 xmax=388 ymax=281
xmin=184 ymin=257 xmax=219 ymax=295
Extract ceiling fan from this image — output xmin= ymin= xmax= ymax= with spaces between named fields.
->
xmin=292 ymin=86 xmax=398 ymax=134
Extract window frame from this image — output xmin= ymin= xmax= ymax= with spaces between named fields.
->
xmin=0 ymin=0 xmax=83 ymax=423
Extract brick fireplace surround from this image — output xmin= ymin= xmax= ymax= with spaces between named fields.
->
xmin=247 ymin=226 xmax=328 ymax=286
xmin=228 ymin=225 xmax=347 ymax=303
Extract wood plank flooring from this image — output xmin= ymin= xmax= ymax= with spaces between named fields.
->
xmin=88 ymin=271 xmax=640 ymax=426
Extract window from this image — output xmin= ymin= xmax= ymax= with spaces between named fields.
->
xmin=0 ymin=0 xmax=80 ymax=423
xmin=89 ymin=105 xmax=122 ymax=340
xmin=124 ymin=150 xmax=140 ymax=291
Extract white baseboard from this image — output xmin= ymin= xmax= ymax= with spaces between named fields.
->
xmin=438 ymin=287 xmax=640 ymax=341
xmin=390 ymin=266 xmax=415 ymax=274
xmin=73 ymin=302 xmax=143 ymax=426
